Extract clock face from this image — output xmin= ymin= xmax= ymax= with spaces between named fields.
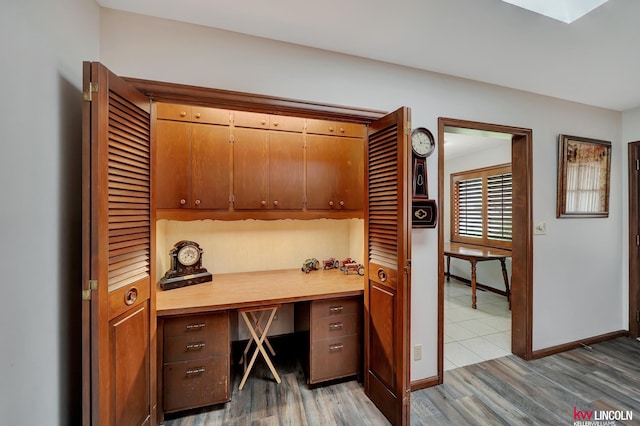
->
xmin=411 ymin=127 xmax=435 ymax=157
xmin=177 ymin=245 xmax=200 ymax=267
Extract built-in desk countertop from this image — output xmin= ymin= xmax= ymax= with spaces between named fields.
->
xmin=156 ymin=268 xmax=365 ymax=317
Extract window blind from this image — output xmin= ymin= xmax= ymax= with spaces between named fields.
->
xmin=451 ymin=164 xmax=512 ymax=249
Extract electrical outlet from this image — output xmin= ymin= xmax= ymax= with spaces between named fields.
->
xmin=414 ymin=344 xmax=423 ymax=361
xmin=534 ymin=222 xmax=547 ymax=235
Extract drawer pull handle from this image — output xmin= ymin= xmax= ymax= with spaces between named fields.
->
xmin=185 ymin=323 xmax=206 ymax=331
xmin=329 ymin=306 xmax=344 ymax=313
xmin=185 ymin=342 xmax=206 ymax=351
xmin=185 ymin=367 xmax=206 ymax=376
xmin=329 ymin=322 xmax=344 ymax=330
xmin=194 ymin=112 xmax=201 ymax=119
xmin=180 ymin=111 xmax=187 ymax=117
xmin=329 ymin=343 xmax=344 ymax=351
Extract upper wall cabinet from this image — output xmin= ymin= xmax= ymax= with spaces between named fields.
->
xmin=154 ymin=103 xmax=364 ymax=218
xmin=232 ymin=111 xmax=304 ymax=210
xmin=306 ymin=119 xmax=364 ymax=210
xmin=155 ymin=104 xmax=231 ymax=209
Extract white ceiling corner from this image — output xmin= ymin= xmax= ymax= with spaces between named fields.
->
xmin=97 ymin=0 xmax=640 ymax=111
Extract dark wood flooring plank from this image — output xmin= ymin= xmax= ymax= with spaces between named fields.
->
xmin=165 ymin=337 xmax=640 ymax=426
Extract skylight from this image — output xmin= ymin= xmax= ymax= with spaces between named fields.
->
xmin=501 ymin=0 xmax=609 ymax=23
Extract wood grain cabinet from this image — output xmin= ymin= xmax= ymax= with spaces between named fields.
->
xmin=155 ymin=103 xmax=231 ymax=209
xmin=296 ymin=296 xmax=362 ymax=384
xmin=161 ymin=311 xmax=231 ymax=416
xmin=306 ymin=119 xmax=364 ymax=210
xmin=232 ymin=111 xmax=304 ymax=210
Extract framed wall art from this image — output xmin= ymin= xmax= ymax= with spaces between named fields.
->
xmin=556 ymin=134 xmax=611 ymax=218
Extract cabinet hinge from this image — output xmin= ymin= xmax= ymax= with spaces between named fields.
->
xmin=636 ymin=159 xmax=639 ymax=171
xmin=636 ymin=235 xmax=639 ymax=247
xmin=82 ymin=290 xmax=91 ymax=300
xmin=230 ymin=194 xmax=235 ymax=204
xmin=405 ymin=123 xmax=411 ymax=135
xmin=83 ymin=82 xmax=98 ymax=102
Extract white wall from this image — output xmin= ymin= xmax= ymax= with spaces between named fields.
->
xmin=100 ymin=8 xmax=625 ymax=381
xmin=0 ymin=0 xmax=100 ymax=424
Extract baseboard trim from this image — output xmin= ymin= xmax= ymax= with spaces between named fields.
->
xmin=530 ymin=330 xmax=628 ymax=360
xmin=410 ymin=375 xmax=439 ymax=391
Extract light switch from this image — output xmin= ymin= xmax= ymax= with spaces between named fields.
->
xmin=534 ymin=222 xmax=547 ymax=235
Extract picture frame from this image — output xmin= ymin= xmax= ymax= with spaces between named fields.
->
xmin=557 ymin=134 xmax=611 ymax=218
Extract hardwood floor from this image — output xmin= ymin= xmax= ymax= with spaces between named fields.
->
xmin=165 ymin=337 xmax=640 ymax=425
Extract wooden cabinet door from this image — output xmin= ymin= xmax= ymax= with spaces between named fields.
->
xmin=82 ymin=61 xmax=154 ymax=426
xmin=306 ymin=134 xmax=337 ymax=210
xmin=269 ymin=131 xmax=304 ymax=209
xmin=336 ymin=137 xmax=364 ymax=210
xmin=364 ymin=107 xmax=411 ymax=426
xmin=192 ymin=124 xmax=231 ymax=209
xmin=155 ymin=120 xmax=191 ymax=209
xmin=233 ymin=127 xmax=269 ymax=209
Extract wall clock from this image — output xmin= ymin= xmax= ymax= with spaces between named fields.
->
xmin=410 ymin=127 xmax=438 ymax=228
xmin=160 ymin=240 xmax=213 ymax=290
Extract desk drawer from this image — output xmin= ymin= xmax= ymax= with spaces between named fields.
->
xmin=310 ymin=334 xmax=359 ymax=383
xmin=312 ymin=314 xmax=358 ymax=341
xmin=164 ymin=333 xmax=226 ymax=362
xmin=163 ymin=357 xmax=229 ymax=413
xmin=311 ymin=297 xmax=359 ymax=320
xmin=164 ymin=312 xmax=228 ymax=338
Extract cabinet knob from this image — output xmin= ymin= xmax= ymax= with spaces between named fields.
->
xmin=339 ymin=200 xmax=345 ymax=206
xmin=261 ymin=120 xmax=267 ymax=125
xmin=180 ymin=111 xmax=187 ymax=117
xmin=273 ymin=121 xmax=279 ymax=127
xmin=339 ymin=127 xmax=345 ymax=133
xmin=261 ymin=200 xmax=267 ymax=206
xmin=273 ymin=200 xmax=279 ymax=206
xmin=328 ymin=201 xmax=334 ymax=207
xmin=194 ymin=112 xmax=201 ymax=119
xmin=329 ymin=126 xmax=335 ymax=132
xmin=179 ymin=199 xmax=186 ymax=205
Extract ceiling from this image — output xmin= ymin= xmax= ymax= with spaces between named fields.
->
xmin=97 ymin=0 xmax=640 ymax=112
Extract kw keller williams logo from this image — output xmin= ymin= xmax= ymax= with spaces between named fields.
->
xmin=573 ymin=407 xmax=633 ymax=425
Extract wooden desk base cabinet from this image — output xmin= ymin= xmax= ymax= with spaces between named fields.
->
xmin=296 ymin=296 xmax=362 ymax=384
xmin=159 ymin=311 xmax=230 ymax=421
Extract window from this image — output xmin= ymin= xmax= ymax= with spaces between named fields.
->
xmin=451 ymin=163 xmax=512 ymax=249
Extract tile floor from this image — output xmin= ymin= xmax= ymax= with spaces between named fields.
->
xmin=444 ymin=278 xmax=512 ymax=370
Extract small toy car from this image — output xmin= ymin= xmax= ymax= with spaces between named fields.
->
xmin=339 ymin=258 xmax=354 ymax=269
xmin=342 ymin=262 xmax=365 ymax=276
xmin=301 ymin=258 xmax=320 ymax=273
xmin=322 ymin=258 xmax=339 ymax=269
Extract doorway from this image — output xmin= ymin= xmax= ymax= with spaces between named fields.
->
xmin=437 ymin=118 xmax=533 ymax=382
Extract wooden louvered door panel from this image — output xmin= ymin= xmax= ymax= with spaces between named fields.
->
xmin=82 ymin=62 xmax=154 ymax=426
xmin=364 ymin=107 xmax=411 ymax=426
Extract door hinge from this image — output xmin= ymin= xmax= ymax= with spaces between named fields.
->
xmin=636 ymin=159 xmax=639 ymax=171
xmin=82 ymin=280 xmax=98 ymax=300
xmin=83 ymin=82 xmax=98 ymax=102
xmin=405 ymin=123 xmax=411 ymax=135
xmin=636 ymin=235 xmax=639 ymax=247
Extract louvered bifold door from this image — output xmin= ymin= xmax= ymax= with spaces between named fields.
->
xmin=83 ymin=62 xmax=153 ymax=426
xmin=364 ymin=107 xmax=411 ymax=426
